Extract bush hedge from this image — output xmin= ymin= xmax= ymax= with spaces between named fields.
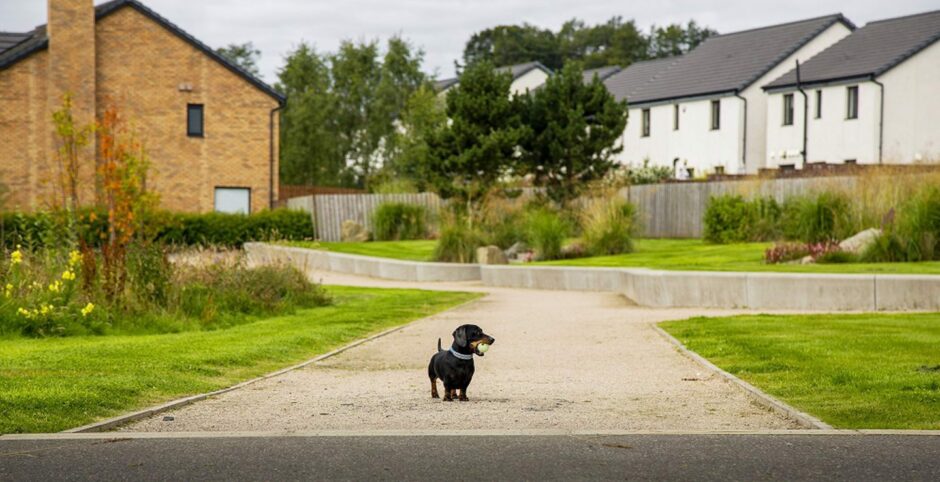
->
xmin=703 ymin=195 xmax=781 ymax=243
xmin=0 ymin=209 xmax=313 ymax=249
xmin=371 ymin=203 xmax=428 ymax=241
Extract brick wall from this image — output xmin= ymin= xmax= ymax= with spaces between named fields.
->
xmin=0 ymin=2 xmax=280 ymax=213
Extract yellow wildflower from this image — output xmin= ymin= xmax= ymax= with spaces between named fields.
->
xmin=40 ymin=304 xmax=52 ymax=315
xmin=49 ymin=281 xmax=62 ymax=293
xmin=3 ymin=283 xmax=11 ymax=298
xmin=17 ymin=307 xmax=32 ymax=319
xmin=69 ymin=250 xmax=82 ymax=266
xmin=81 ymin=302 xmax=95 ymax=317
xmin=62 ymin=270 xmax=76 ymax=281
xmin=10 ymin=249 xmax=22 ymax=265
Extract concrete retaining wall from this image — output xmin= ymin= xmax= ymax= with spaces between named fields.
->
xmin=246 ymin=243 xmax=939 ymax=311
xmin=244 ymin=243 xmax=480 ymax=282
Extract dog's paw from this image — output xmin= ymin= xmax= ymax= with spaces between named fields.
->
xmin=431 ymin=394 xmax=440 ymax=399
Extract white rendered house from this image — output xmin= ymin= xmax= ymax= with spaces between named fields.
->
xmin=763 ymin=10 xmax=940 ymax=167
xmin=434 ymin=61 xmax=552 ymax=97
xmin=604 ymin=15 xmax=854 ymax=176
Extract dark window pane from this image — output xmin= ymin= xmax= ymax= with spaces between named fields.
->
xmin=641 ymin=108 xmax=650 ymax=137
xmin=711 ymin=100 xmax=720 ymax=130
xmin=815 ymin=90 xmax=822 ymax=119
xmin=783 ymin=94 xmax=794 ymax=126
xmin=846 ymin=86 xmax=858 ymax=119
xmin=188 ymin=104 xmax=204 ymax=137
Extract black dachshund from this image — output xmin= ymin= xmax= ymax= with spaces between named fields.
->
xmin=427 ymin=324 xmax=495 ymax=401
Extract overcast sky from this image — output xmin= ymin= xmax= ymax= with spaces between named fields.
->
xmin=2 ymin=0 xmax=936 ymax=83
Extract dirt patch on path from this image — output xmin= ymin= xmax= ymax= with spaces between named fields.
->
xmin=123 ymin=272 xmax=799 ymax=432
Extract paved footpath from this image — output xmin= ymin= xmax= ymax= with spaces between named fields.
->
xmin=2 ymin=432 xmax=939 ymax=481
xmin=123 ymin=272 xmax=800 ymax=433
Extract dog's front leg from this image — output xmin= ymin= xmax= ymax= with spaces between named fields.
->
xmin=443 ymin=387 xmax=455 ymax=401
xmin=430 ymin=379 xmax=439 ymax=399
xmin=458 ymin=388 xmax=469 ymax=401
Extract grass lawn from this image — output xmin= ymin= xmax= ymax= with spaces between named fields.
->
xmin=285 ymin=240 xmax=437 ymax=262
xmin=660 ymin=313 xmax=940 ymax=429
xmin=540 ymin=239 xmax=940 ymax=274
xmin=0 ymin=286 xmax=479 ymax=433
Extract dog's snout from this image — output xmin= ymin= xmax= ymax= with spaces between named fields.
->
xmin=486 ymin=336 xmax=495 ymax=345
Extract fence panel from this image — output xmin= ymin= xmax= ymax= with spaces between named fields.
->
xmin=286 ymin=193 xmax=443 ymax=241
xmin=624 ymin=176 xmax=860 ymax=238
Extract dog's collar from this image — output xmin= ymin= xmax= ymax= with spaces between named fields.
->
xmin=449 ymin=347 xmax=473 ymax=360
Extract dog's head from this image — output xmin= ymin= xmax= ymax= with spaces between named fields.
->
xmin=452 ymin=324 xmax=495 ymax=356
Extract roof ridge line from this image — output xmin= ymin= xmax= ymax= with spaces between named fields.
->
xmin=707 ymin=13 xmax=848 ymax=40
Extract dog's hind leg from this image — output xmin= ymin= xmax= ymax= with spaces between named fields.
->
xmin=430 ymin=379 xmax=439 ymax=399
xmin=458 ymin=388 xmax=469 ymax=402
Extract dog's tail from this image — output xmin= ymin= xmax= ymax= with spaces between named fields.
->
xmin=437 ymin=338 xmax=443 ymax=352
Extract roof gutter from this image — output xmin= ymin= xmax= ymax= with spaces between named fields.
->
xmin=871 ymin=75 xmax=884 ymax=164
xmin=269 ymin=102 xmax=285 ymax=209
xmin=733 ymin=91 xmax=747 ymax=171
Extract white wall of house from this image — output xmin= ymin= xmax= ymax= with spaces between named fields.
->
xmin=510 ymin=69 xmax=549 ymax=95
xmin=615 ymin=22 xmax=851 ymax=176
xmin=766 ymin=40 xmax=940 ymax=166
xmin=616 ymin=95 xmax=745 ymax=176
xmin=880 ymin=40 xmax=940 ymax=163
xmin=766 ymin=82 xmax=880 ymax=166
xmin=741 ymin=22 xmax=853 ymax=173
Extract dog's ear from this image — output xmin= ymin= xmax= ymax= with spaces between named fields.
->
xmin=453 ymin=326 xmax=467 ymax=348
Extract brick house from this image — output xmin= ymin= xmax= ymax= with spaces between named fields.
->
xmin=0 ymin=0 xmax=284 ymax=213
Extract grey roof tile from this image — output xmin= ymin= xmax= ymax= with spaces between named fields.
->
xmin=582 ymin=65 xmax=622 ymax=83
xmin=765 ymin=10 xmax=940 ymax=89
xmin=0 ymin=32 xmax=31 ymax=54
xmin=627 ymin=14 xmax=854 ymax=104
xmin=602 ymin=58 xmax=675 ymax=102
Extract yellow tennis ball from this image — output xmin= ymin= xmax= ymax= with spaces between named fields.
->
xmin=477 ymin=343 xmax=490 ymax=353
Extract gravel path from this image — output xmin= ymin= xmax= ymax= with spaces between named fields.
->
xmin=123 ymin=273 xmax=800 ymax=432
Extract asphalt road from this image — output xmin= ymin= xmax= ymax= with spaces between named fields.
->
xmin=1 ymin=433 xmax=938 ymax=481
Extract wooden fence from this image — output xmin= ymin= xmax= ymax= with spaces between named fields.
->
xmin=287 ymin=193 xmax=443 ymax=241
xmin=621 ymin=176 xmax=860 ymax=238
xmin=285 ymin=176 xmax=870 ymax=241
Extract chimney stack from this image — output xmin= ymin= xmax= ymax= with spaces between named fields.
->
xmin=47 ymin=0 xmax=96 ymax=128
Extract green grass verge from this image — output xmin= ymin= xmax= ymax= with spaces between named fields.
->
xmin=660 ymin=313 xmax=940 ymax=429
xmin=0 ymin=286 xmax=479 ymax=433
xmin=284 ymin=240 xmax=437 ymax=262
xmin=540 ymin=239 xmax=940 ymax=274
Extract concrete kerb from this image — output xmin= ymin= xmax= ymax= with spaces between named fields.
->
xmin=63 ymin=295 xmax=487 ymax=434
xmin=650 ymin=325 xmax=833 ymax=430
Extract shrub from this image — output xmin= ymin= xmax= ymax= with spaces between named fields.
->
xmin=371 ymin=203 xmax=428 ymax=241
xmin=524 ymin=208 xmax=570 ymax=261
xmin=172 ymin=262 xmax=330 ymax=329
xmin=704 ymin=195 xmax=782 ymax=244
xmin=764 ymin=242 xmax=810 ymax=264
xmin=0 ymin=246 xmax=330 ymax=337
xmin=781 ymin=192 xmax=855 ymax=243
xmin=863 ymin=185 xmax=940 ymax=262
xmin=703 ymin=195 xmax=751 ymax=243
xmin=581 ymin=197 xmax=637 ymax=256
xmin=764 ymin=240 xmax=847 ymax=264
xmin=433 ymin=220 xmax=484 ymax=263
xmin=2 ymin=209 xmax=314 ymax=249
xmin=153 ymin=209 xmax=313 ymax=247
